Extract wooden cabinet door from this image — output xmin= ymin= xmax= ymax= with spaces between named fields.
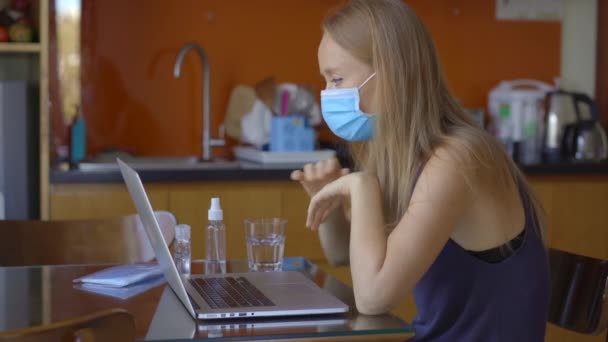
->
xmin=529 ymin=176 xmax=608 ymax=259
xmin=50 ymin=181 xmax=328 ymax=261
xmin=168 ymin=181 xmax=327 ymax=261
xmin=529 ymin=176 xmax=608 ymax=342
xmin=280 ymin=183 xmax=325 ymax=261
xmin=169 ymin=182 xmax=282 ymax=260
xmin=50 ymin=184 xmax=169 ymax=220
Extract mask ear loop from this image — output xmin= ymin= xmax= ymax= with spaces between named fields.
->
xmin=358 ymin=72 xmax=377 ymax=89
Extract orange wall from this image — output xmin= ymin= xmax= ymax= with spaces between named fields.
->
xmin=80 ymin=0 xmax=561 ymax=157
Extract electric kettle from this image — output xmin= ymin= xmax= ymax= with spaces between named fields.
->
xmin=543 ymin=90 xmax=608 ymax=162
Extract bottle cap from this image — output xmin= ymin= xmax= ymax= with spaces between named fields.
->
xmin=208 ymin=197 xmax=223 ymax=221
xmin=175 ymin=224 xmax=190 ymax=240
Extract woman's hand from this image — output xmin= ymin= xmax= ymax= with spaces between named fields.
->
xmin=290 ymin=158 xmax=350 ymax=197
xmin=306 ymin=172 xmax=378 ymax=230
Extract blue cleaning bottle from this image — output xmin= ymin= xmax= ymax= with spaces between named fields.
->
xmin=70 ymin=110 xmax=86 ymax=163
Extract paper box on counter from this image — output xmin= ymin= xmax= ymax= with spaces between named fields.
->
xmin=270 ymin=116 xmax=315 ymax=152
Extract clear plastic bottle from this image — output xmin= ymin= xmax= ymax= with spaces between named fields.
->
xmin=205 ymin=197 xmax=226 ymax=274
xmin=173 ymin=224 xmax=191 ymax=275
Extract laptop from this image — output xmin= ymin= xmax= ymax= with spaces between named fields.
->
xmin=197 ymin=316 xmax=349 ymax=332
xmin=118 ymin=159 xmax=349 ymax=320
xmin=145 ymin=286 xmax=348 ymax=340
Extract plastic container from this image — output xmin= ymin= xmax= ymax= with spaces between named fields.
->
xmin=205 ymin=197 xmax=226 ymax=274
xmin=174 ymin=224 xmax=191 ymax=275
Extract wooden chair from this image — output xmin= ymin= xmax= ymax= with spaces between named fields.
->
xmin=0 ymin=308 xmax=135 ymax=342
xmin=0 ymin=211 xmax=176 ymax=266
xmin=548 ymin=248 xmax=608 ymax=339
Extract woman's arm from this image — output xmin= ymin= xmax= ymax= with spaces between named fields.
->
xmin=348 ymin=152 xmax=472 ymax=314
xmin=291 ymin=158 xmax=352 ymax=266
xmin=318 ymin=206 xmax=350 ymax=266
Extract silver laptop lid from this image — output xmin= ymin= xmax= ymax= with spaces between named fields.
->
xmin=118 ymin=158 xmax=196 ymax=318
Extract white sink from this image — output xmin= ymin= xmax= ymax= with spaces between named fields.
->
xmin=78 ymin=156 xmax=241 ymax=172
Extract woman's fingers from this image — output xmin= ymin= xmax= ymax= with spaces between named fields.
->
xmin=290 ymin=169 xmax=303 ymax=181
xmin=321 ymin=158 xmax=335 ymax=175
xmin=292 ymin=158 xmax=348 ymax=198
xmin=303 ymin=163 xmax=317 ymax=182
xmin=319 ymin=203 xmax=339 ymax=228
xmin=312 ymin=200 xmax=340 ymax=230
xmin=307 ymin=193 xmax=325 ymax=228
xmin=307 ymin=186 xmax=342 ymax=230
xmin=308 ymin=202 xmax=326 ymax=231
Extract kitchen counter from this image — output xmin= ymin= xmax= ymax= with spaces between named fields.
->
xmin=520 ymin=161 xmax=608 ymax=176
xmin=50 ymin=166 xmax=295 ymax=184
xmin=50 ymin=161 xmax=608 ymax=184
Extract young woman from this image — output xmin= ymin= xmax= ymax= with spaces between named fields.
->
xmin=290 ymin=1 xmax=550 ymax=340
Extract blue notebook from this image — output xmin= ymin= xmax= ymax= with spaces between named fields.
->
xmin=75 ymin=275 xmax=166 ymax=300
xmin=73 ymin=263 xmax=164 ymax=288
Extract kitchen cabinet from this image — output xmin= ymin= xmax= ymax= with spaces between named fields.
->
xmin=50 ymin=175 xmax=608 ymax=260
xmin=530 ymin=175 xmax=608 ymax=342
xmin=50 ymin=181 xmax=325 ymax=261
xmin=545 ymin=326 xmax=604 ymax=342
xmin=50 ymin=184 xmax=170 ymax=219
xmin=168 ymin=181 xmax=283 ymax=260
xmin=529 ymin=175 xmax=608 ymax=260
xmin=169 ymin=182 xmax=325 ymax=260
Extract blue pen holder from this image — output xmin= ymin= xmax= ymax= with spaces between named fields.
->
xmin=270 ymin=116 xmax=315 ymax=152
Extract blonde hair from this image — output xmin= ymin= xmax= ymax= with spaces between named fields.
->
xmin=323 ymin=0 xmax=545 ymax=240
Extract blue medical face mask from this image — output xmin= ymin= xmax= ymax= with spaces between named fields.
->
xmin=321 ymin=73 xmax=376 ymax=141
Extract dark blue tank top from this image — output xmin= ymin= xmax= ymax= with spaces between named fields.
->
xmin=411 ymin=180 xmax=550 ymax=341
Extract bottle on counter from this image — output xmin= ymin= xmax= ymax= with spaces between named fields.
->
xmin=70 ymin=106 xmax=87 ymax=164
xmin=205 ymin=197 xmax=226 ymax=274
xmin=174 ymin=224 xmax=191 ymax=275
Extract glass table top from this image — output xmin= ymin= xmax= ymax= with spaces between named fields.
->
xmin=0 ymin=258 xmax=413 ymax=341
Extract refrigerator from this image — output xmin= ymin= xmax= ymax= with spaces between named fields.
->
xmin=0 ymin=80 xmax=39 ymax=220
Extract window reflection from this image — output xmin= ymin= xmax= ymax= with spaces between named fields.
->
xmin=56 ymin=0 xmax=80 ymax=122
xmin=49 ymin=0 xmax=80 ymax=165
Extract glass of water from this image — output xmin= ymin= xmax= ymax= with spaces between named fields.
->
xmin=244 ymin=218 xmax=287 ymax=272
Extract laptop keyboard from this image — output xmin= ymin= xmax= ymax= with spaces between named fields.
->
xmin=188 ymin=277 xmax=275 ymax=309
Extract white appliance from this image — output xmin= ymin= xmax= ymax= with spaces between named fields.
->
xmin=488 ymin=79 xmax=554 ymax=164
xmin=0 ymin=81 xmax=39 ymax=219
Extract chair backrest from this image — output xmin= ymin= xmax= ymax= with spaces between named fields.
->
xmin=548 ymin=248 xmax=608 ymax=335
xmin=0 ymin=211 xmax=176 ymax=266
xmin=0 ymin=308 xmax=135 ymax=342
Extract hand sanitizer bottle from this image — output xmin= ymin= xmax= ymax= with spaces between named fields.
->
xmin=174 ymin=224 xmax=191 ymax=275
xmin=205 ymin=197 xmax=226 ymax=274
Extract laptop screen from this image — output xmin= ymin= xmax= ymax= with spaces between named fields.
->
xmin=118 ymin=159 xmax=196 ymax=317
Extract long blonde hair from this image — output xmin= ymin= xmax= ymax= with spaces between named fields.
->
xmin=323 ymin=0 xmax=545 ymax=239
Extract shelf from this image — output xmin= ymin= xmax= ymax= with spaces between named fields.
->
xmin=0 ymin=43 xmax=40 ymax=53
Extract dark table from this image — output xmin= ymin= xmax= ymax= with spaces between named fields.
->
xmin=0 ymin=258 xmax=413 ymax=341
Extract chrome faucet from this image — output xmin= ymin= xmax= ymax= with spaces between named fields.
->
xmin=173 ymin=43 xmax=224 ymax=161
